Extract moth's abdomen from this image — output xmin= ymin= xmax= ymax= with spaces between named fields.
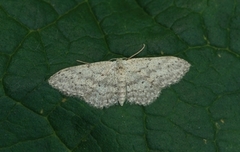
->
xmin=116 ymin=59 xmax=126 ymax=106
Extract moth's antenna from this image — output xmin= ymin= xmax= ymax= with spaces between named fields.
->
xmin=77 ymin=60 xmax=89 ymax=64
xmin=128 ymin=44 xmax=145 ymax=59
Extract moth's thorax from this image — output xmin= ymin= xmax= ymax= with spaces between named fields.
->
xmin=116 ymin=59 xmax=126 ymax=106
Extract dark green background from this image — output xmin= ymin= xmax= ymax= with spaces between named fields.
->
xmin=0 ymin=0 xmax=240 ymax=151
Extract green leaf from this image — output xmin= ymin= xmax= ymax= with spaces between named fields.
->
xmin=1 ymin=0 xmax=240 ymax=151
